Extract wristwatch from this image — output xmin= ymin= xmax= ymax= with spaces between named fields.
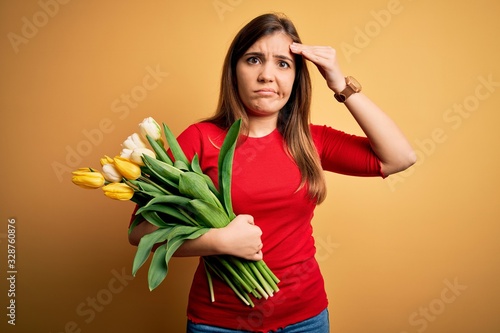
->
xmin=334 ymin=76 xmax=362 ymax=103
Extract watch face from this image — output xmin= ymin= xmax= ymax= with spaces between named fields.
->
xmin=335 ymin=76 xmax=362 ymax=102
xmin=346 ymin=76 xmax=362 ymax=91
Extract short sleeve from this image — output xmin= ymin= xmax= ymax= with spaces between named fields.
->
xmin=174 ymin=122 xmax=224 ymax=185
xmin=311 ymin=124 xmax=385 ymax=178
xmin=175 ymin=124 xmax=205 ymax=161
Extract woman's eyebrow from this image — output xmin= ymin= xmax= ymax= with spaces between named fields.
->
xmin=274 ymin=54 xmax=294 ymax=63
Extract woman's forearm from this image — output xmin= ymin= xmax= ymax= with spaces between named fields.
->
xmin=128 ymin=214 xmax=264 ymax=261
xmin=344 ymin=92 xmax=416 ymax=176
xmin=128 ymin=220 xmax=220 ymax=255
xmin=128 ymin=220 xmax=158 ymax=246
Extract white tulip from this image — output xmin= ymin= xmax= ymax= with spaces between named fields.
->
xmin=102 ymin=163 xmax=123 ymax=183
xmin=130 ymin=147 xmax=156 ymax=166
xmin=120 ymin=148 xmax=133 ymax=159
xmin=139 ymin=117 xmax=162 ymax=141
xmin=122 ymin=133 xmax=147 ymax=150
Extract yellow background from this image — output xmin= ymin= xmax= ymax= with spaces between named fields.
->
xmin=1 ymin=0 xmax=499 ymax=332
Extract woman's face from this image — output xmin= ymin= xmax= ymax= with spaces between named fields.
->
xmin=236 ymin=32 xmax=296 ymax=120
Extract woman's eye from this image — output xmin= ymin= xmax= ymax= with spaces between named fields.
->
xmin=247 ymin=57 xmax=260 ymax=64
xmin=278 ymin=61 xmax=290 ymax=68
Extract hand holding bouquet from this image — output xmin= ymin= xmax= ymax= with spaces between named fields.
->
xmin=71 ymin=117 xmax=279 ymax=307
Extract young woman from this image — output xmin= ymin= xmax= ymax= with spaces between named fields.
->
xmin=129 ymin=13 xmax=415 ymax=333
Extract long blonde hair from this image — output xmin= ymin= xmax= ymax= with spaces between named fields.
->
xmin=205 ymin=13 xmax=327 ymax=203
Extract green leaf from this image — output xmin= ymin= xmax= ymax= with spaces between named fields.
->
xmin=137 ymin=194 xmax=191 ymax=212
xmin=141 ymin=161 xmax=178 ymax=194
xmin=138 ymin=204 xmax=198 ymax=226
xmin=146 ymin=134 xmax=173 ymax=165
xmin=148 ymin=226 xmax=210 ymax=291
xmin=187 ymin=199 xmax=230 ymax=228
xmin=163 ymin=123 xmax=190 ymax=167
xmin=221 ymin=142 xmax=237 ymax=219
xmin=167 ymin=225 xmax=209 ymax=243
xmin=148 ymin=244 xmax=168 ymax=291
xmin=128 ymin=214 xmax=144 ymax=235
xmin=132 ymin=227 xmax=172 ymax=276
xmin=218 ymin=119 xmax=241 ymax=218
xmin=142 ymin=154 xmax=182 ymax=186
xmin=141 ymin=211 xmax=169 ymax=228
xmin=204 ymin=175 xmax=220 ymax=197
xmin=128 ymin=179 xmax=169 ymax=196
xmin=190 ymin=154 xmax=203 ymax=174
xmin=165 ymin=228 xmax=210 ymax=265
xmin=174 ymin=160 xmax=190 ymax=171
xmin=191 ymin=154 xmax=220 ymax=198
xmin=217 ymin=119 xmax=241 ymax=185
xmin=178 ymin=172 xmax=222 ymax=209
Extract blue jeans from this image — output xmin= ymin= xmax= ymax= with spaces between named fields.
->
xmin=186 ymin=308 xmax=329 ymax=333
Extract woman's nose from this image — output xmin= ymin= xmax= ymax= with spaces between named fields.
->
xmin=257 ymin=64 xmax=274 ymax=82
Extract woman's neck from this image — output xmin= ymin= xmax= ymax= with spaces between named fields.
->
xmin=247 ymin=116 xmax=278 ymax=138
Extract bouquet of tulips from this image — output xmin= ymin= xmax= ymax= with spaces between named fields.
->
xmin=71 ymin=117 xmax=279 ymax=307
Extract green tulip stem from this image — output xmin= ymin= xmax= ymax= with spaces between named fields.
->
xmin=138 ymin=176 xmax=172 ymax=195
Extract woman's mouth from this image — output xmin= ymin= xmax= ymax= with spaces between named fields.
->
xmin=255 ymin=88 xmax=277 ymax=96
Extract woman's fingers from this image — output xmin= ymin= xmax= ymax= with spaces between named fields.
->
xmin=220 ymin=214 xmax=263 ymax=260
xmin=291 ymin=43 xmax=334 ymax=61
xmin=290 ymin=42 xmax=345 ymax=92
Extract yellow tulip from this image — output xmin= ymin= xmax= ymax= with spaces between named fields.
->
xmin=102 ymin=183 xmax=134 ymax=200
xmin=100 ymin=155 xmax=114 ymax=166
xmin=72 ymin=168 xmax=105 ymax=189
xmin=113 ymin=156 xmax=141 ymax=180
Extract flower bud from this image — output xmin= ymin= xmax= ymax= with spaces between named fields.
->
xmin=71 ymin=168 xmax=105 ymax=189
xmin=139 ymin=117 xmax=161 ymax=141
xmin=113 ymin=156 xmax=141 ymax=180
xmin=122 ymin=133 xmax=147 ymax=150
xmin=100 ymin=155 xmax=114 ymax=166
xmin=120 ymin=148 xmax=133 ymax=159
xmin=130 ymin=147 xmax=156 ymax=166
xmin=102 ymin=163 xmax=122 ymax=183
xmin=102 ymin=183 xmax=134 ymax=200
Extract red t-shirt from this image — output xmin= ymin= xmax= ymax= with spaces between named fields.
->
xmin=168 ymin=122 xmax=384 ymax=332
